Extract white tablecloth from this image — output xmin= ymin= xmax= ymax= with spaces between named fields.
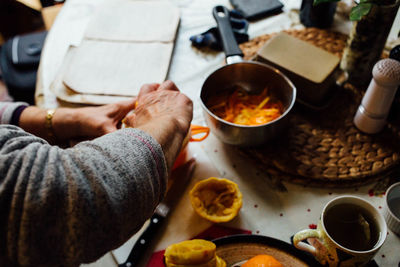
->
xmin=35 ymin=0 xmax=400 ymax=266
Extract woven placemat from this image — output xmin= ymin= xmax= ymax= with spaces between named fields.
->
xmin=237 ymin=28 xmax=400 ymax=187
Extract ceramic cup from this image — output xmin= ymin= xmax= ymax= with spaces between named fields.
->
xmin=384 ymin=182 xmax=400 ymax=235
xmin=293 ymin=196 xmax=387 ymax=267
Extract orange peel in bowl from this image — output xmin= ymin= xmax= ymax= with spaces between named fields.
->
xmin=189 ymin=177 xmax=242 ymax=223
xmin=215 ymin=255 xmax=226 ymax=267
xmin=242 ymin=255 xmax=283 ymax=267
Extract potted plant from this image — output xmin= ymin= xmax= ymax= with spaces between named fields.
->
xmin=300 ymin=0 xmax=337 ymax=28
xmin=315 ymin=0 xmax=400 ymax=88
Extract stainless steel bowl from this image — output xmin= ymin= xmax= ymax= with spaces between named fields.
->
xmin=200 ymin=61 xmax=296 ymax=147
xmin=199 ymin=6 xmax=296 ymax=147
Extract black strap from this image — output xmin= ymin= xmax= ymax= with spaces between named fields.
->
xmin=0 ymin=45 xmax=2 ymax=80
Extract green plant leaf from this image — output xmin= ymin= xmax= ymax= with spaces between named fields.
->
xmin=313 ymin=0 xmax=339 ymax=6
xmin=350 ymin=3 xmax=372 ymax=20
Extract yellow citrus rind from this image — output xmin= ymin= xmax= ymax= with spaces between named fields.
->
xmin=189 ymin=177 xmax=242 ymax=223
xmin=165 ymin=255 xmax=226 ymax=267
xmin=164 ymin=239 xmax=216 ymax=265
xmin=216 ymin=255 xmax=226 ymax=267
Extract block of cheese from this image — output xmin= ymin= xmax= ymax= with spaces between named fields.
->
xmin=256 ymin=33 xmax=340 ymax=108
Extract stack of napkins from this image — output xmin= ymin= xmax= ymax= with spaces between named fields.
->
xmin=51 ymin=0 xmax=180 ymax=105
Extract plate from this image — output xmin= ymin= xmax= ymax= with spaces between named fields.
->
xmin=213 ymin=234 xmax=323 ymax=267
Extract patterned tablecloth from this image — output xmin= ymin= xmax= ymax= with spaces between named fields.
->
xmin=35 ymin=0 xmax=400 ymax=266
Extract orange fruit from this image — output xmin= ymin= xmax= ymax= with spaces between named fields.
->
xmin=190 ymin=177 xmax=242 ymax=223
xmin=242 ymin=255 xmax=283 ymax=267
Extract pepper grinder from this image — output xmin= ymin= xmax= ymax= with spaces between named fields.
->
xmin=354 ymin=58 xmax=400 ymax=134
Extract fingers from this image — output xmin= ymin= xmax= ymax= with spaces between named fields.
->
xmin=106 ymin=98 xmax=137 ymax=124
xmin=157 ymin=80 xmax=179 ymax=91
xmin=138 ymin=83 xmax=160 ymax=98
xmin=129 ymin=80 xmax=192 ymax=132
xmin=115 ymin=98 xmax=137 ymax=114
xmin=123 ymin=113 xmax=136 ymax=128
xmin=139 ymin=81 xmax=178 ymax=99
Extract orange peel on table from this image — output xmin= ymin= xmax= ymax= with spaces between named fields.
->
xmin=242 ymin=255 xmax=283 ymax=267
xmin=189 ymin=177 xmax=242 ymax=223
xmin=172 ymin=125 xmax=209 ymax=170
xmin=164 ymin=239 xmax=226 ymax=267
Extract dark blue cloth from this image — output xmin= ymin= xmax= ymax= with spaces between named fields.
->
xmin=389 ymin=45 xmax=400 ymax=62
xmin=190 ymin=9 xmax=249 ymax=51
xmin=11 ymin=105 xmax=28 ymax=126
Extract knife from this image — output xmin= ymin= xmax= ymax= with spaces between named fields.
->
xmin=119 ymin=158 xmax=196 ymax=267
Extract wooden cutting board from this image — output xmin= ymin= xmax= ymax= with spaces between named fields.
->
xmin=61 ymin=0 xmax=180 ymax=98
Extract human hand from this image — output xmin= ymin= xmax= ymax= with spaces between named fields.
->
xmin=19 ymin=99 xmax=137 ymax=144
xmin=59 ymin=98 xmax=136 ymax=139
xmin=54 ymin=99 xmax=137 ymax=142
xmin=124 ymin=81 xmax=193 ymax=170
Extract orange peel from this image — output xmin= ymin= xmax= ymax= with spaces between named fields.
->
xmin=164 ymin=239 xmax=226 ymax=267
xmin=190 ymin=177 xmax=242 ymax=223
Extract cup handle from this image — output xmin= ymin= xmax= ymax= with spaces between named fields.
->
xmin=293 ymin=229 xmax=322 ymax=255
xmin=189 ymin=125 xmax=210 ymax=142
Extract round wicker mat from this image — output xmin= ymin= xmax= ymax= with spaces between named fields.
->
xmin=237 ymin=28 xmax=400 ymax=187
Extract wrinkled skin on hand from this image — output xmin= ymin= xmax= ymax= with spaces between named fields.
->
xmin=124 ymin=80 xmax=193 ymax=171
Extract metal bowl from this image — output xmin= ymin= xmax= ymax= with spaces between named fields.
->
xmin=200 ymin=61 xmax=296 ymax=147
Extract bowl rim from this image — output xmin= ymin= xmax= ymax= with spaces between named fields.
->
xmin=385 ymin=182 xmax=400 ymax=223
xmin=199 ymin=61 xmax=297 ymax=128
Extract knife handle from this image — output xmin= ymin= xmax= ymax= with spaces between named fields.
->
xmin=119 ymin=213 xmax=165 ymax=267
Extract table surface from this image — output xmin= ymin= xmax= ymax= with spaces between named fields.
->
xmin=35 ymin=0 xmax=400 ymax=266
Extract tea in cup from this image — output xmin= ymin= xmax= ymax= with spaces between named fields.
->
xmin=293 ymin=196 xmax=387 ymax=267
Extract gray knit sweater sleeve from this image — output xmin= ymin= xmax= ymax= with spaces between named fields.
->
xmin=0 ymin=102 xmax=29 ymax=124
xmin=0 ymin=125 xmax=168 ymax=266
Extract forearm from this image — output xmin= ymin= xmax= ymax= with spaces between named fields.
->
xmin=18 ymin=99 xmax=137 ymax=144
xmin=0 ymin=126 xmax=167 ymax=266
xmin=18 ymin=106 xmax=80 ymax=144
xmin=1 ymin=103 xmax=81 ymax=144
